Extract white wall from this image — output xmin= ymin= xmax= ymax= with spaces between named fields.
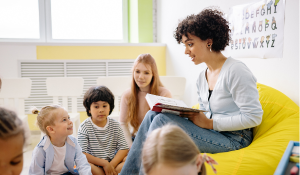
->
xmin=0 ymin=44 xmax=37 ymax=78
xmin=157 ymin=0 xmax=299 ymax=106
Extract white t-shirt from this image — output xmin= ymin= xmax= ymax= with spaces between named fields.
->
xmin=46 ymin=144 xmax=68 ymax=175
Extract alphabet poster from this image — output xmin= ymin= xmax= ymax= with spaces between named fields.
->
xmin=227 ymin=0 xmax=285 ymax=58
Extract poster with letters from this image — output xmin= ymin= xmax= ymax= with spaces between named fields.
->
xmin=227 ymin=0 xmax=285 ymax=58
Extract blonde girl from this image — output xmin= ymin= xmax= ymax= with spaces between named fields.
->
xmin=119 ymin=53 xmax=172 ymax=147
xmin=142 ymin=125 xmax=218 ymax=175
xmin=29 ymin=104 xmax=91 ymax=175
xmin=0 ymin=107 xmax=25 ymax=175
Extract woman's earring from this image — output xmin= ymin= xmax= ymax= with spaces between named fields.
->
xmin=208 ymin=44 xmax=212 ymax=52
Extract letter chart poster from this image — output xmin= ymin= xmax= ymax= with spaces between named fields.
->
xmin=227 ymin=0 xmax=285 ymax=58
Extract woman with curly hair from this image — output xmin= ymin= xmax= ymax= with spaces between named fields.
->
xmin=120 ymin=7 xmax=263 ymax=175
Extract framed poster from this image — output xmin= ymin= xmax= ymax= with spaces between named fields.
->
xmin=227 ymin=0 xmax=285 ymax=58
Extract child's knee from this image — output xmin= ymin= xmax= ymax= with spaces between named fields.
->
xmin=115 ymin=162 xmax=125 ymax=173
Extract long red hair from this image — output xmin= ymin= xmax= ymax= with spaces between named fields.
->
xmin=127 ymin=54 xmax=163 ymax=134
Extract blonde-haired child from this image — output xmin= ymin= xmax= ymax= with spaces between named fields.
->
xmin=29 ymin=104 xmax=92 ymax=175
xmin=0 ymin=107 xmax=25 ymax=175
xmin=142 ymin=125 xmax=218 ymax=175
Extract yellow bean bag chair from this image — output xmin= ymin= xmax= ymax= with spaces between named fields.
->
xmin=192 ymin=83 xmax=299 ymax=175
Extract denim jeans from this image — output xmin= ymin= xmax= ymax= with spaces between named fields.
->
xmin=119 ymin=111 xmax=253 ymax=175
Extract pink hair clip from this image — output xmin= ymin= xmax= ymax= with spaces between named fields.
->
xmin=202 ymin=153 xmax=218 ymax=174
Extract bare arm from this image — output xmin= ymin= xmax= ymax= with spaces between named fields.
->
xmin=119 ymin=90 xmax=133 ymax=147
xmin=83 ymin=152 xmax=117 ymax=175
xmin=110 ymin=149 xmax=129 ymax=168
xmin=83 ymin=152 xmax=108 ymax=167
xmin=119 ymin=123 xmax=132 ymax=148
xmin=159 ymin=86 xmax=172 ymax=98
xmin=110 ymin=122 xmax=130 ymax=168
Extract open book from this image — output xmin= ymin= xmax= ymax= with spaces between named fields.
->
xmin=145 ymin=93 xmax=206 ymax=116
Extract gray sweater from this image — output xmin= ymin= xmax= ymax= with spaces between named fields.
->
xmin=197 ymin=57 xmax=263 ymax=131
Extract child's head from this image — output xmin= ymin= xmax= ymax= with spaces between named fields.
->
xmin=142 ymin=125 xmax=206 ymax=175
xmin=132 ymin=53 xmax=162 ymax=92
xmin=34 ymin=104 xmax=73 ymax=137
xmin=83 ymin=86 xmax=115 ymax=117
xmin=127 ymin=54 xmax=164 ymax=134
xmin=0 ymin=107 xmax=25 ymax=175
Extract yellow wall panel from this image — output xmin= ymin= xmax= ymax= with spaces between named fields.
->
xmin=37 ymin=46 xmax=166 ymax=75
xmin=28 ymin=114 xmax=39 ymax=131
xmin=80 ymin=111 xmax=89 ymax=123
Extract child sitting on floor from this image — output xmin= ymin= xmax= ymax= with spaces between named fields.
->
xmin=29 ymin=104 xmax=92 ymax=175
xmin=0 ymin=107 xmax=25 ymax=175
xmin=142 ymin=125 xmax=218 ymax=175
xmin=78 ymin=86 xmax=129 ymax=175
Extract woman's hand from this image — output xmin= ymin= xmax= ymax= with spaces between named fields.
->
xmin=180 ymin=112 xmax=213 ymax=129
xmin=103 ymin=160 xmax=117 ymax=175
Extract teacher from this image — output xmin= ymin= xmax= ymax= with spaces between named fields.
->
xmin=120 ymin=7 xmax=263 ymax=175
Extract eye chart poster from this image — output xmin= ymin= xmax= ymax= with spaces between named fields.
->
xmin=227 ymin=0 xmax=285 ymax=58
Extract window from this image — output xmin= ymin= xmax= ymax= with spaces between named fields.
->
xmin=0 ymin=0 xmax=45 ymax=42
xmin=0 ymin=0 xmax=128 ymax=43
xmin=46 ymin=0 xmax=128 ymax=43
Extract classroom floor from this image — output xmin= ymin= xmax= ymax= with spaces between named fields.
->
xmin=21 ymin=132 xmax=41 ymax=175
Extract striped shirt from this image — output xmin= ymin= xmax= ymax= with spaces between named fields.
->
xmin=77 ymin=117 xmax=129 ymax=162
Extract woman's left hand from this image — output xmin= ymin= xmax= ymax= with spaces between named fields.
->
xmin=180 ymin=112 xmax=213 ymax=129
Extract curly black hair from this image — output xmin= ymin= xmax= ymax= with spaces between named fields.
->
xmin=174 ymin=7 xmax=230 ymax=52
xmin=83 ymin=86 xmax=115 ymax=116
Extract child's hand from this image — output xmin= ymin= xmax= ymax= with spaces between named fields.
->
xmin=103 ymin=161 xmax=117 ymax=175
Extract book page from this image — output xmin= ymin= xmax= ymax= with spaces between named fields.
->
xmin=156 ymin=98 xmax=187 ymax=107
xmin=146 ymin=94 xmax=207 ymax=115
xmin=146 ymin=93 xmax=187 ymax=109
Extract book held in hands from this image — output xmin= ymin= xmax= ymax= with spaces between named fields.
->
xmin=145 ymin=93 xmax=206 ymax=116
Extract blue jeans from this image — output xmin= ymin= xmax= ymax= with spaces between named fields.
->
xmin=120 ymin=111 xmax=253 ymax=175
